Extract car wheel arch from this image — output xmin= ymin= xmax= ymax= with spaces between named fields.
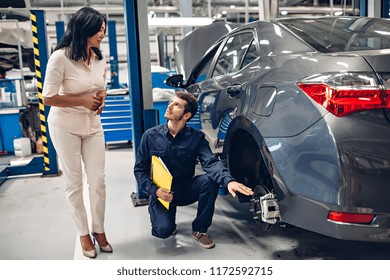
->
xmin=222 ymin=116 xmax=276 ymax=199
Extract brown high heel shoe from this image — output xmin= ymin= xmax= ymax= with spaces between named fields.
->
xmin=92 ymin=232 xmax=113 ymax=253
xmin=80 ymin=234 xmax=97 ymax=258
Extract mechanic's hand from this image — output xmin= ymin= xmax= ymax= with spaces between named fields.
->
xmin=156 ymin=188 xmax=173 ymax=202
xmin=227 ymin=181 xmax=254 ymax=198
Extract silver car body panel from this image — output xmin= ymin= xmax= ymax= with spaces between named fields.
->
xmin=170 ymin=16 xmax=390 ymax=242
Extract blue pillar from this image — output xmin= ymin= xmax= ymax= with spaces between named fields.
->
xmin=107 ymin=20 xmax=121 ymax=89
xmin=360 ymin=0 xmax=367 ymax=16
xmin=124 ymin=0 xmax=143 ymax=160
xmin=382 ymin=0 xmax=389 ymax=18
xmin=55 ymin=21 xmax=65 ymax=44
xmin=30 ymin=10 xmax=59 ymax=176
xmin=124 ymin=0 xmax=157 ymax=205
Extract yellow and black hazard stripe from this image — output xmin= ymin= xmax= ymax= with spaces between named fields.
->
xmin=31 ymin=12 xmax=50 ymax=171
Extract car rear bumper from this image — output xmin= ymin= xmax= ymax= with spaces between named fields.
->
xmin=278 ymin=190 xmax=390 ymax=242
xmin=326 ymin=217 xmax=390 ymax=242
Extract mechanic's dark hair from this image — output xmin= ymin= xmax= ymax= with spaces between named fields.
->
xmin=55 ymin=7 xmax=106 ymax=61
xmin=175 ymin=91 xmax=198 ymax=121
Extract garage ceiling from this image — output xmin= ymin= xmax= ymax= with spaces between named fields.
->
xmin=0 ymin=0 xmax=353 ymax=71
xmin=26 ymin=0 xmax=353 ymax=18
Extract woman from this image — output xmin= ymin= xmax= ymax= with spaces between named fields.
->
xmin=42 ymin=7 xmax=112 ymax=258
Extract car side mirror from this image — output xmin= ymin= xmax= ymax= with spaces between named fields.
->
xmin=165 ymin=74 xmax=184 ymax=88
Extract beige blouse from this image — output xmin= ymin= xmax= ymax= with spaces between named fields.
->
xmin=42 ymin=48 xmax=107 ymax=135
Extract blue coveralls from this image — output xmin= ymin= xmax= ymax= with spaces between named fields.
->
xmin=134 ymin=124 xmax=234 ymax=238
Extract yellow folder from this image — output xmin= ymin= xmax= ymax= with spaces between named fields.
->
xmin=151 ymin=155 xmax=173 ymax=210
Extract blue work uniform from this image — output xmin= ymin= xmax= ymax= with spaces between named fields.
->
xmin=134 ymin=123 xmax=235 ymax=238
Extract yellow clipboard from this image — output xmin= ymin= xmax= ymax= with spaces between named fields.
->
xmin=151 ymin=155 xmax=173 ymax=210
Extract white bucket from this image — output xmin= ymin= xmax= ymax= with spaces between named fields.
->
xmin=13 ymin=138 xmax=32 ymax=157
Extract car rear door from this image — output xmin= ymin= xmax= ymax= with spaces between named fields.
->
xmin=186 ymin=30 xmax=259 ymax=152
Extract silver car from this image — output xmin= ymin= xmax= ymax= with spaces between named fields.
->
xmin=166 ymin=16 xmax=390 ymax=242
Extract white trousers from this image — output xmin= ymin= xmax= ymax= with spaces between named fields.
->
xmin=49 ymin=123 xmax=106 ymax=236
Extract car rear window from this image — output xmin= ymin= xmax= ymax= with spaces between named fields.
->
xmin=280 ymin=17 xmax=390 ymax=53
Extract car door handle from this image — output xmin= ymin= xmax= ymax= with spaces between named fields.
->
xmin=226 ymin=84 xmax=242 ymax=98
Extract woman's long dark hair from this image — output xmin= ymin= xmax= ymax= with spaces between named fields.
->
xmin=55 ymin=7 xmax=106 ymax=61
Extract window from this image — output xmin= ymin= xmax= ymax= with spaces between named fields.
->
xmin=212 ymin=32 xmax=255 ymax=78
xmin=241 ymin=39 xmax=258 ymax=69
xmin=280 ymin=17 xmax=390 ymax=53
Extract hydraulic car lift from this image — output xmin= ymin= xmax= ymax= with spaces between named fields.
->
xmin=1 ymin=10 xmax=59 ymax=183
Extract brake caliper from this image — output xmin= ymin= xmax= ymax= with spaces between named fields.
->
xmin=250 ymin=185 xmax=280 ymax=227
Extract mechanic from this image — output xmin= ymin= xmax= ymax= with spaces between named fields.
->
xmin=134 ymin=91 xmax=253 ymax=249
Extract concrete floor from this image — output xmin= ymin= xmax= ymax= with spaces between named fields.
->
xmin=0 ymin=143 xmax=271 ymax=260
xmin=2 ymin=143 xmax=390 ymax=261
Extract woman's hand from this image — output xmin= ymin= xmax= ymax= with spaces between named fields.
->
xmin=82 ymin=95 xmax=102 ymax=111
xmin=96 ymin=101 xmax=105 ymax=115
xmin=96 ymin=90 xmax=106 ymax=115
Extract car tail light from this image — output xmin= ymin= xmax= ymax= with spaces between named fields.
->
xmin=380 ymin=73 xmax=390 ymax=108
xmin=328 ymin=211 xmax=375 ymax=224
xmin=297 ymin=73 xmax=389 ymax=117
xmin=386 ymin=89 xmax=390 ymax=108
